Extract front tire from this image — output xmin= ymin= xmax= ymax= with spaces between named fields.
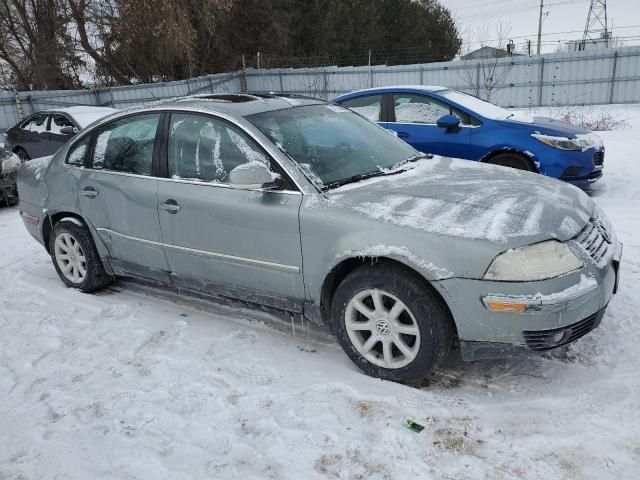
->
xmin=49 ymin=221 xmax=112 ymax=292
xmin=14 ymin=147 xmax=30 ymax=162
xmin=332 ymin=262 xmax=453 ymax=383
xmin=486 ymin=152 xmax=534 ymax=171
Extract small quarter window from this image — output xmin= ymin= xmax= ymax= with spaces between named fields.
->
xmin=66 ymin=136 xmax=91 ymax=167
xmin=91 ymin=114 xmax=160 ymax=175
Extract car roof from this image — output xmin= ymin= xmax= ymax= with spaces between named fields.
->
xmin=333 ymin=85 xmax=448 ymax=101
xmin=125 ymin=93 xmax=328 ymax=118
xmin=44 ymin=106 xmax=118 ymax=116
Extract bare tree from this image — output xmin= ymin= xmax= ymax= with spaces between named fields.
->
xmin=0 ymin=0 xmax=82 ymax=90
xmin=459 ymin=22 xmax=514 ymax=103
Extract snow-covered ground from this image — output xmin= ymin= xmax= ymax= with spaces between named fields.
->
xmin=1 ymin=105 xmax=640 ymax=480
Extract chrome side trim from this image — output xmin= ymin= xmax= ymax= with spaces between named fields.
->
xmin=96 ymin=227 xmax=300 ymax=273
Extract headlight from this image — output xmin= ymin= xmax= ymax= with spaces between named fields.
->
xmin=531 ymin=133 xmax=582 ymax=151
xmin=484 ymin=240 xmax=582 ymax=281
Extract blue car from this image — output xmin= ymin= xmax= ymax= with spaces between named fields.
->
xmin=333 ymin=86 xmax=604 ymax=186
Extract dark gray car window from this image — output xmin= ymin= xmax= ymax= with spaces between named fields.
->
xmin=50 ymin=114 xmax=74 ymax=134
xmin=167 ymin=113 xmax=270 ymax=183
xmin=91 ymin=114 xmax=160 ymax=175
xmin=21 ymin=114 xmax=48 ymax=132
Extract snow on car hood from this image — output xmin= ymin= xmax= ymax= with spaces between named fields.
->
xmin=329 ymin=157 xmax=594 ymax=244
xmin=502 ymin=115 xmax=591 ymax=137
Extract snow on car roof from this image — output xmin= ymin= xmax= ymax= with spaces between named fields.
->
xmin=340 ymin=85 xmax=448 ymax=96
xmin=45 ymin=106 xmax=119 ymax=128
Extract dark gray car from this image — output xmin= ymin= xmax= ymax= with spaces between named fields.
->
xmin=16 ymin=94 xmax=622 ymax=382
xmin=4 ymin=106 xmax=117 ymax=161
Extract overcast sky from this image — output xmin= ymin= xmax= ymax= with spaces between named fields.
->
xmin=438 ymin=0 xmax=640 ymax=53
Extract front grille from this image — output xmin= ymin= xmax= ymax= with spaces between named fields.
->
xmin=593 ymin=150 xmax=604 ymax=167
xmin=523 ymin=309 xmax=604 ymax=350
xmin=575 ymin=215 xmax=611 ymax=264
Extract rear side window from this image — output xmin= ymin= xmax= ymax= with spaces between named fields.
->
xmin=392 ymin=94 xmax=477 ymax=126
xmin=167 ymin=113 xmax=271 ymax=184
xmin=66 ymin=136 xmax=91 ymax=167
xmin=20 ymin=114 xmax=48 ymax=132
xmin=91 ymin=114 xmax=160 ymax=175
xmin=339 ymin=95 xmax=383 ymax=122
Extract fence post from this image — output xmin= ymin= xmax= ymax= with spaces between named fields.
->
xmin=538 ymin=57 xmax=545 ymax=107
xmin=609 ymin=50 xmax=619 ymax=104
xmin=420 ymin=67 xmax=424 ymax=85
xmin=241 ymin=55 xmax=248 ymax=93
xmin=323 ymin=69 xmax=329 ymax=99
xmin=475 ymin=63 xmax=480 ymax=96
xmin=94 ymin=88 xmax=101 ymax=106
xmin=279 ymin=69 xmax=284 ymax=93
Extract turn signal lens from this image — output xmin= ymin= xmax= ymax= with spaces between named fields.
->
xmin=485 ymin=300 xmax=527 ymax=313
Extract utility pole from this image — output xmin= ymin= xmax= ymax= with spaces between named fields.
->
xmin=537 ymin=0 xmax=544 ymax=55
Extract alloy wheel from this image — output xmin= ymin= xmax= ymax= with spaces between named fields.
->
xmin=54 ymin=232 xmax=87 ymax=284
xmin=345 ymin=289 xmax=421 ymax=369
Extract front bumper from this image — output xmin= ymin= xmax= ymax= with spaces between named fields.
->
xmin=437 ymin=239 xmax=621 ymax=361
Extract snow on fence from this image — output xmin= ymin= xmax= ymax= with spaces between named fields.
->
xmin=1 ymin=46 xmax=640 ymax=132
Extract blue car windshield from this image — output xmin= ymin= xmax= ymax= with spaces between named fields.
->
xmin=247 ymin=104 xmax=419 ymax=189
xmin=439 ymin=89 xmax=511 ymax=120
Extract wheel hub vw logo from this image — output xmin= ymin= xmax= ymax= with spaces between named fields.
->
xmin=376 ymin=320 xmax=391 ymax=335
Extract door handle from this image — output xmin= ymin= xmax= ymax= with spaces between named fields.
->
xmin=159 ymin=199 xmax=181 ymax=214
xmin=397 ymin=132 xmax=410 ymax=139
xmin=79 ymin=186 xmax=98 ymax=198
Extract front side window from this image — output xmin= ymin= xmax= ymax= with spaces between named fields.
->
xmin=167 ymin=113 xmax=271 ymax=183
xmin=92 ymin=114 xmax=160 ymax=175
xmin=21 ymin=114 xmax=48 ymax=133
xmin=66 ymin=136 xmax=91 ymax=167
xmin=392 ymin=94 xmax=476 ymax=126
xmin=339 ymin=95 xmax=383 ymax=122
xmin=50 ymin=114 xmax=74 ymax=135
xmin=248 ymin=104 xmax=418 ymax=189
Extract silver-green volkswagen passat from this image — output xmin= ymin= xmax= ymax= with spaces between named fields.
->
xmin=17 ymin=94 xmax=622 ymax=382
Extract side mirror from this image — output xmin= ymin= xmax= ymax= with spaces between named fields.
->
xmin=228 ymin=161 xmax=282 ymax=190
xmin=60 ymin=126 xmax=78 ymax=135
xmin=436 ymin=115 xmax=461 ymax=130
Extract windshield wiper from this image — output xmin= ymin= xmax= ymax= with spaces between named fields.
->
xmin=388 ymin=153 xmax=432 ymax=171
xmin=322 ymin=164 xmax=419 ymax=191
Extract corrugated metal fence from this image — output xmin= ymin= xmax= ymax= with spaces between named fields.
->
xmin=0 ymin=71 xmax=242 ymax=132
xmin=2 ymin=45 xmax=639 ymax=131
xmin=246 ymin=45 xmax=640 ymax=107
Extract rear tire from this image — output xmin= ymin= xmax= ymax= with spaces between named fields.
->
xmin=14 ymin=148 xmax=30 ymax=162
xmin=49 ymin=220 xmax=112 ymax=293
xmin=332 ymin=262 xmax=454 ymax=383
xmin=486 ymin=152 xmax=534 ymax=171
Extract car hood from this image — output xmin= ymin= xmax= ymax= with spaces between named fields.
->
xmin=500 ymin=114 xmax=591 ymax=137
xmin=328 ymin=157 xmax=594 ymax=245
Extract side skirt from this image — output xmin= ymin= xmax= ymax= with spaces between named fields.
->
xmin=107 ymin=259 xmax=324 ymax=324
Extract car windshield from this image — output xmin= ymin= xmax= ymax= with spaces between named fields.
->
xmin=247 ymin=104 xmax=420 ymax=189
xmin=439 ymin=89 xmax=512 ymax=120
